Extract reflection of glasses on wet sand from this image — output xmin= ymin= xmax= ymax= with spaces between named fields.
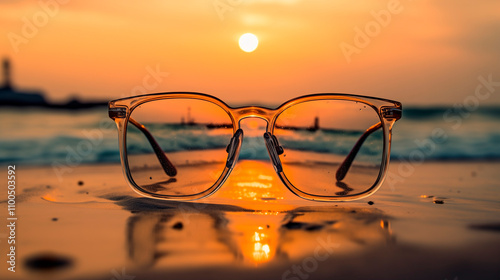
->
xmin=109 ymin=93 xmax=402 ymax=201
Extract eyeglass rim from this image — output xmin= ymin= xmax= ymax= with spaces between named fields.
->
xmin=110 ymin=91 xmax=401 ymax=111
xmin=109 ymin=92 xmax=402 ymax=202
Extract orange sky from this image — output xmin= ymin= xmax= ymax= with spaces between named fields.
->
xmin=1 ymin=0 xmax=499 ymax=105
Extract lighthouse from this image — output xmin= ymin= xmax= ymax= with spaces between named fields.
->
xmin=0 ymin=58 xmax=47 ymax=106
xmin=1 ymin=58 xmax=12 ymax=90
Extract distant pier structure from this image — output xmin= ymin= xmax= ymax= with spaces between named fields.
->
xmin=0 ymin=57 xmax=47 ymax=106
xmin=313 ymin=116 xmax=319 ymax=130
xmin=181 ymin=106 xmax=196 ymax=125
xmin=306 ymin=116 xmax=320 ymax=131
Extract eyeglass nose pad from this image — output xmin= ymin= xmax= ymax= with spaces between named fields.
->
xmin=263 ymin=132 xmax=284 ymax=173
xmin=225 ymin=129 xmax=244 ymax=169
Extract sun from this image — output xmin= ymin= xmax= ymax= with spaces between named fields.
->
xmin=239 ymin=33 xmax=259 ymax=53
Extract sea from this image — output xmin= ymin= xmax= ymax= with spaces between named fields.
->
xmin=1 ymin=106 xmax=499 ymax=166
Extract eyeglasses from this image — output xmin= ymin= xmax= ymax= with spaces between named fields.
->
xmin=109 ymin=93 xmax=402 ymax=202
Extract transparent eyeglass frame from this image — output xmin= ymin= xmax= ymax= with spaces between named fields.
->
xmin=109 ymin=92 xmax=402 ymax=202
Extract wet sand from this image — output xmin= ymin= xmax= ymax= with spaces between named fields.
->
xmin=1 ymin=160 xmax=500 ymax=280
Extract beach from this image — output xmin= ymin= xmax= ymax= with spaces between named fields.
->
xmin=1 ymin=160 xmax=499 ymax=280
xmin=2 ymin=0 xmax=500 ymax=278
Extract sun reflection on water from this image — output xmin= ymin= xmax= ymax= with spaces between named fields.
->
xmin=252 ymin=231 xmax=271 ymax=263
xmin=217 ymin=160 xmax=287 ymax=205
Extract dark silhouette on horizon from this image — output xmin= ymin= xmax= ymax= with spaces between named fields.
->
xmin=275 ymin=116 xmax=321 ymax=132
xmin=174 ymin=106 xmax=321 ymax=130
xmin=0 ymin=58 xmax=48 ymax=106
xmin=0 ymin=57 xmax=107 ymax=109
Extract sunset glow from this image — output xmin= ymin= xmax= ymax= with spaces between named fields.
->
xmin=239 ymin=33 xmax=259 ymax=53
xmin=1 ymin=1 xmax=499 ymax=105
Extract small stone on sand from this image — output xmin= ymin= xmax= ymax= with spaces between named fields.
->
xmin=172 ymin=222 xmax=183 ymax=230
xmin=25 ymin=253 xmax=72 ymax=271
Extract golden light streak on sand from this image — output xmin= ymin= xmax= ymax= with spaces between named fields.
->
xmin=214 ymin=160 xmax=289 ymax=207
xmin=250 ymin=229 xmax=272 ymax=263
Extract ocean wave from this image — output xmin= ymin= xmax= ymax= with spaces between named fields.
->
xmin=2 ymin=108 xmax=500 ymax=166
xmin=403 ymin=106 xmax=500 ymax=120
xmin=3 ymin=132 xmax=500 ymax=166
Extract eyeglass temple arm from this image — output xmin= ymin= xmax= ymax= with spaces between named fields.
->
xmin=128 ymin=117 xmax=177 ymax=177
xmin=335 ymin=122 xmax=382 ymax=182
